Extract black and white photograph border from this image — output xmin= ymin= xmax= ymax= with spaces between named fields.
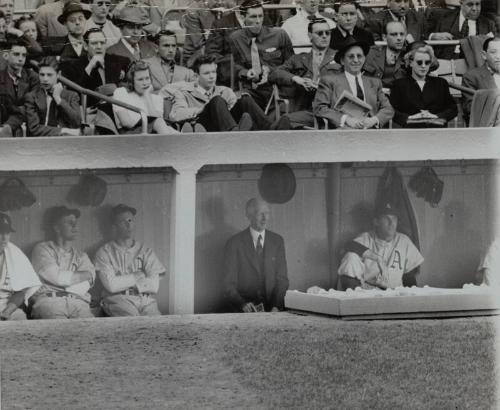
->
xmin=0 ymin=129 xmax=498 ymax=409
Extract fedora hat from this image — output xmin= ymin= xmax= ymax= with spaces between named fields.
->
xmin=113 ymin=5 xmax=151 ymax=27
xmin=334 ymin=37 xmax=370 ymax=64
xmin=258 ymin=163 xmax=296 ymax=204
xmin=57 ymin=2 xmax=92 ymax=24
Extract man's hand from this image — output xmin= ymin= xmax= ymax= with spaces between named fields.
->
xmin=430 ymin=32 xmax=454 ymax=41
xmin=86 ymin=54 xmax=105 ymax=74
xmin=292 ymin=76 xmax=317 ymax=91
xmin=60 ymin=128 xmax=81 ymax=136
xmin=0 ymin=124 xmax=13 ymax=138
xmin=52 ymin=83 xmax=64 ymax=105
xmin=362 ymin=249 xmax=381 ymax=262
xmin=6 ymin=27 xmax=24 ymax=38
xmin=242 ymin=302 xmax=257 ymax=313
xmin=361 ymin=117 xmax=378 ymax=129
xmin=246 ymin=68 xmax=260 ymax=82
xmin=345 ymin=116 xmax=364 ymax=129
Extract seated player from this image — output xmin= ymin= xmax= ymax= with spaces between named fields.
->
xmin=270 ymin=17 xmax=341 ymax=129
xmin=338 ymin=202 xmax=424 ymax=290
xmin=367 ymin=0 xmax=425 ymax=43
xmin=313 ymin=38 xmax=394 ymax=129
xmin=281 ymin=0 xmax=335 ymax=54
xmin=94 ymin=204 xmax=166 ymax=317
xmin=166 ymin=54 xmax=272 ymax=131
xmin=112 ymin=60 xmax=179 ymax=134
xmin=363 ymin=21 xmax=408 ymax=89
xmin=462 ymin=37 xmax=500 ymax=123
xmin=330 ymin=1 xmax=374 ymax=50
xmin=0 ymin=213 xmax=41 ymax=320
xmin=476 ymin=238 xmax=500 ymax=286
xmin=390 ymin=43 xmax=457 ymax=127
xmin=143 ymin=30 xmax=196 ymax=92
xmin=0 ymin=39 xmax=39 ymax=138
xmin=30 ymin=206 xmax=96 ymax=319
xmin=223 ymin=198 xmax=289 ymax=312
xmin=229 ymin=0 xmax=294 ymax=110
xmin=24 ymin=56 xmax=81 ymax=137
xmin=84 ymin=0 xmax=121 ymax=48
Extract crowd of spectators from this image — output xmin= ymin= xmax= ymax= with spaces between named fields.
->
xmin=0 ymin=0 xmax=500 ymax=136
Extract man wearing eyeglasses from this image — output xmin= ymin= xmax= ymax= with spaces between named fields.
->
xmin=95 ymin=204 xmax=166 ymax=317
xmin=313 ymin=37 xmax=394 ymax=129
xmin=270 ymin=18 xmax=341 ymax=129
xmin=85 ymin=0 xmax=121 ymax=48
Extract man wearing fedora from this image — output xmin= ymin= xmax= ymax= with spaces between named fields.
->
xmin=223 ymin=198 xmax=289 ymax=313
xmin=338 ymin=202 xmax=424 ymax=290
xmin=30 ymin=206 xmax=96 ymax=319
xmin=35 ymin=0 xmax=81 ymax=40
xmin=0 ymin=213 xmax=41 ymax=320
xmin=94 ymin=204 xmax=166 ymax=316
xmin=313 ymin=37 xmax=394 ymax=129
xmin=55 ymin=2 xmax=92 ymax=62
xmin=105 ymin=5 xmax=156 ymax=85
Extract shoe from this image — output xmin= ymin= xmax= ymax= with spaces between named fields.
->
xmin=238 ymin=112 xmax=253 ymax=131
xmin=193 ymin=123 xmax=206 ymax=132
xmin=180 ymin=123 xmax=193 ymax=133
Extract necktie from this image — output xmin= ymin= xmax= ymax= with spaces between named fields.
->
xmin=134 ymin=45 xmax=141 ymax=60
xmin=45 ymin=94 xmax=53 ymax=126
xmin=312 ymin=51 xmax=323 ymax=83
xmin=250 ymin=37 xmax=262 ymax=77
xmin=355 ymin=76 xmax=365 ymax=101
xmin=460 ymin=19 xmax=469 ymax=38
xmin=256 ymin=234 xmax=265 ymax=300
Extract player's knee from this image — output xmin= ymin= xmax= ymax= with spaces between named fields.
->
xmin=338 ymin=252 xmax=365 ymax=278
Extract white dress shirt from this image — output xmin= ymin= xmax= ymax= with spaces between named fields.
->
xmin=249 ymin=227 xmax=266 ymax=249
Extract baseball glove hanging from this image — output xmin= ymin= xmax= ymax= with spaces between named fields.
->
xmin=408 ymin=166 xmax=444 ymax=207
xmin=70 ymin=174 xmax=108 ymax=207
xmin=0 ymin=177 xmax=37 ymax=212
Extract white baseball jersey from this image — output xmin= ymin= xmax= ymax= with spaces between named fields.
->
xmin=478 ymin=239 xmax=500 ymax=287
xmin=354 ymin=231 xmax=424 ymax=289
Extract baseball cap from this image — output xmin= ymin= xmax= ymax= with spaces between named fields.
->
xmin=0 ymin=212 xmax=15 ymax=233
xmin=111 ymin=204 xmax=137 ymax=220
xmin=374 ymin=202 xmax=400 ymax=218
xmin=49 ymin=206 xmax=81 ymax=226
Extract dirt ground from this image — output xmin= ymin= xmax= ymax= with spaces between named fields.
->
xmin=0 ymin=313 xmax=497 ymax=410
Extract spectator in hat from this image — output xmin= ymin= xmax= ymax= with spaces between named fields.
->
xmin=30 ymin=206 xmax=96 ymax=319
xmin=389 ymin=43 xmax=457 ymax=127
xmin=105 ymin=5 xmax=157 ymax=85
xmin=338 ymin=202 xmax=424 ymax=290
xmin=0 ymin=39 xmax=39 ymax=138
xmin=313 ymin=37 xmax=394 ymax=129
xmin=24 ymin=56 xmax=81 ymax=137
xmin=84 ymin=0 xmax=121 ymax=48
xmin=143 ymin=30 xmax=196 ymax=92
xmin=330 ymin=1 xmax=374 ymax=51
xmin=0 ymin=212 xmax=41 ymax=320
xmin=223 ymin=198 xmax=289 ymax=312
xmin=55 ymin=2 xmax=92 ymax=62
xmin=112 ymin=60 xmax=179 ymax=134
xmin=35 ymin=0 xmax=86 ymax=40
xmin=94 ymin=204 xmax=166 ymax=317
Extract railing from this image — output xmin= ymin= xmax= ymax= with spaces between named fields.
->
xmin=58 ymin=75 xmax=149 ymax=135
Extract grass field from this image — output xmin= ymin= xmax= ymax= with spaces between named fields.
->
xmin=0 ymin=313 xmax=497 ymax=409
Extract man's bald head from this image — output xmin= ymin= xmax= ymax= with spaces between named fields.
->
xmin=246 ymin=198 xmax=270 ymax=232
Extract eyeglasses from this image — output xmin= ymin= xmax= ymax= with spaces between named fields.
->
xmin=96 ymin=1 xmax=111 ymax=6
xmin=414 ymin=59 xmax=431 ymax=66
xmin=313 ymin=30 xmax=330 ymax=36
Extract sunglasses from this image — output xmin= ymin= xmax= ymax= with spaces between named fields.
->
xmin=415 ymin=59 xmax=431 ymax=66
xmin=313 ymin=30 xmax=330 ymax=36
xmin=96 ymin=1 xmax=111 ymax=5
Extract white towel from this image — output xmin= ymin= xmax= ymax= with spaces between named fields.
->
xmin=4 ymin=242 xmax=42 ymax=302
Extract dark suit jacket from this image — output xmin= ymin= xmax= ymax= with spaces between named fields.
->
xmin=313 ymin=72 xmax=394 ymax=127
xmin=143 ymin=56 xmax=196 ymax=91
xmin=368 ymin=9 xmax=425 ymax=41
xmin=429 ymin=10 xmax=496 ymax=58
xmin=330 ymin=26 xmax=375 ymax=50
xmin=269 ymin=48 xmax=341 ymax=112
xmin=363 ymin=45 xmax=407 ymax=88
xmin=462 ymin=64 xmax=497 ymax=119
xmin=24 ymin=86 xmax=81 ymax=136
xmin=0 ymin=67 xmax=39 ymax=135
xmin=223 ymin=228 xmax=289 ymax=311
xmin=389 ymin=75 xmax=457 ymax=126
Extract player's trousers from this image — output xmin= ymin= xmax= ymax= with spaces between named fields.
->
xmin=101 ymin=294 xmax=161 ymax=317
xmin=31 ymin=295 xmax=94 ymax=319
xmin=0 ymin=298 xmax=27 ymax=320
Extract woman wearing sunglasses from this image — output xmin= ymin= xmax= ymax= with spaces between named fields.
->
xmin=389 ymin=43 xmax=457 ymax=128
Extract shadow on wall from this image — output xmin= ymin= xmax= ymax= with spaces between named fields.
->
xmin=195 ymin=196 xmax=239 ymax=313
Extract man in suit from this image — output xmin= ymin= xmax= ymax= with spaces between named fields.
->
xmin=25 ymin=57 xmax=81 ymax=137
xmin=224 ymin=198 xmax=289 ymax=312
xmin=0 ymin=40 xmax=39 ymax=138
xmin=166 ymin=54 xmax=271 ymax=131
xmin=363 ymin=21 xmax=408 ymax=88
xmin=270 ymin=18 xmax=341 ymax=129
xmin=229 ymin=0 xmax=294 ymax=110
xmin=313 ymin=37 xmax=394 ymax=128
xmin=330 ymin=1 xmax=374 ymax=50
xmin=427 ymin=0 xmax=496 ymax=59
xmin=143 ymin=30 xmax=196 ymax=92
xmin=105 ymin=5 xmax=157 ymax=85
xmin=54 ymin=2 xmax=91 ymax=63
xmin=34 ymin=0 xmax=74 ymax=40
xmin=462 ymin=36 xmax=500 ymax=121
xmin=368 ymin=0 xmax=425 ymax=42
xmin=84 ymin=0 xmax=121 ymax=48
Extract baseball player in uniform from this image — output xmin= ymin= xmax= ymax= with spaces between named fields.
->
xmin=0 ymin=213 xmax=41 ymax=320
xmin=30 ymin=206 xmax=96 ymax=319
xmin=94 ymin=204 xmax=166 ymax=316
xmin=476 ymin=238 xmax=500 ymax=287
xmin=338 ymin=202 xmax=424 ymax=290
